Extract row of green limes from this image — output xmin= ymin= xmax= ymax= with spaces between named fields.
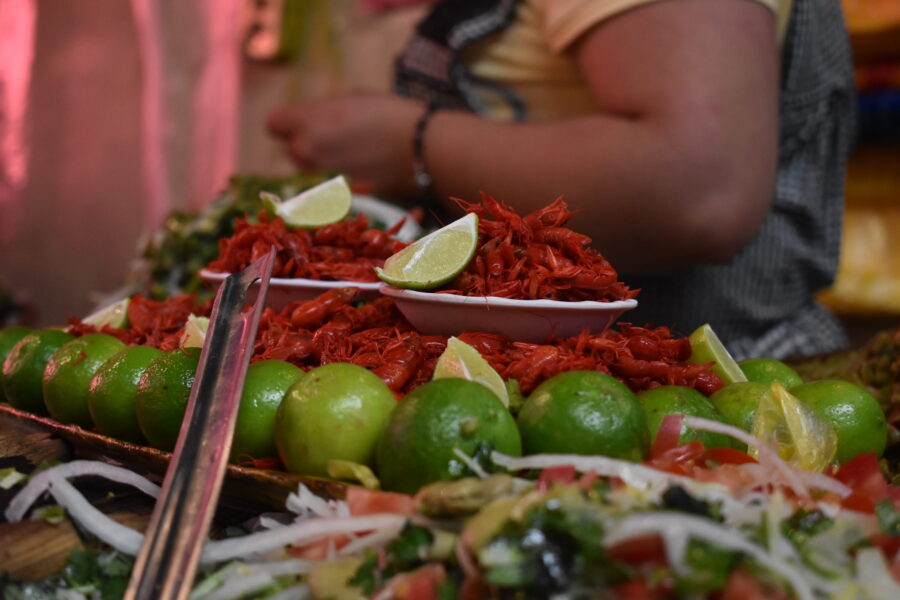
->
xmin=0 ymin=326 xmax=307 ymax=463
xmin=2 ymin=325 xmax=888 ymax=495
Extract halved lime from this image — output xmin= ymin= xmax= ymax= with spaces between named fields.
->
xmin=375 ymin=213 xmax=478 ymax=290
xmin=180 ymin=314 xmax=209 ymax=349
xmin=688 ymin=323 xmax=747 ymax=385
xmin=82 ymin=297 xmax=130 ymax=329
xmin=263 ymin=175 xmax=352 ymax=228
xmin=433 ymin=336 xmax=508 ymax=407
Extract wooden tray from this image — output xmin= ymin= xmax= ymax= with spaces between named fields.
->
xmin=0 ymin=403 xmax=347 ymax=511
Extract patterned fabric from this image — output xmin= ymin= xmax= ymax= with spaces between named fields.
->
xmin=394 ymin=0 xmax=526 ymax=118
xmin=394 ymin=0 xmax=856 ymax=360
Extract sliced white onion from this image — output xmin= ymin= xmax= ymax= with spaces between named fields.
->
xmin=490 ymin=451 xmax=743 ymax=514
xmin=604 ymin=511 xmax=815 ymax=600
xmin=855 ymin=547 xmax=900 ymax=599
xmin=47 ymin=475 xmax=145 ymax=555
xmin=453 ymin=447 xmax=488 ymax=479
xmin=5 ymin=460 xmax=160 ymax=522
xmin=337 ymin=522 xmax=406 ymax=557
xmin=201 ymin=514 xmax=407 ymax=565
xmin=683 ymin=417 xmax=852 ymax=498
xmin=285 ymin=483 xmax=346 ymax=518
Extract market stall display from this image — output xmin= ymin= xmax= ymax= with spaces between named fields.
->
xmin=1 ymin=182 xmax=899 ymax=598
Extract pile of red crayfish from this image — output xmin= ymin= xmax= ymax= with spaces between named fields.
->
xmin=443 ymin=194 xmax=638 ymax=302
xmin=69 ymin=289 xmax=721 ymax=398
xmin=206 ymin=212 xmax=407 ymax=282
xmin=67 ymin=294 xmax=211 ymax=351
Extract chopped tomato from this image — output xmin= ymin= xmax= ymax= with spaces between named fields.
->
xmin=649 ymin=414 xmax=684 ymax=458
xmin=606 ymin=534 xmax=666 ymax=567
xmin=834 ymin=453 xmax=900 ymax=511
xmin=346 ymin=487 xmax=414 ymax=516
xmin=705 ymin=446 xmax=757 ymax=466
xmin=536 ymin=465 xmax=577 ymax=491
xmin=382 ymin=564 xmax=446 ymax=600
xmin=647 ymin=441 xmax=706 ymax=475
xmin=720 ymin=569 xmax=788 ymax=600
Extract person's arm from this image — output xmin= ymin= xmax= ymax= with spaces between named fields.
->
xmin=424 ymin=0 xmax=779 ymax=273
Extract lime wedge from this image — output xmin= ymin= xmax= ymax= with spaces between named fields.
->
xmin=433 ymin=336 xmax=509 ymax=407
xmin=750 ymin=382 xmax=837 ymax=472
xmin=688 ymin=323 xmax=747 ymax=385
xmin=327 ymin=459 xmax=381 ymax=490
xmin=265 ymin=175 xmax=352 ymax=228
xmin=180 ymin=314 xmax=209 ymax=349
xmin=375 ymin=213 xmax=478 ymax=290
xmin=83 ymin=298 xmax=130 ymax=329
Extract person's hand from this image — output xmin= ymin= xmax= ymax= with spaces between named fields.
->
xmin=267 ymin=93 xmax=425 ymax=198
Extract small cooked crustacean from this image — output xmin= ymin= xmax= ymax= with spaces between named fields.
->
xmin=207 ymin=212 xmax=407 ymax=282
xmin=414 ymin=474 xmax=523 ymax=518
xmin=444 ymin=194 xmax=638 ymax=302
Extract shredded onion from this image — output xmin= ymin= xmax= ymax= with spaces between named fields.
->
xmin=201 ymin=514 xmax=407 ymax=565
xmin=5 ymin=460 xmax=160 ymax=522
xmin=605 ymin=512 xmax=815 ymax=600
xmin=683 ymin=417 xmax=852 ymax=498
xmin=453 ymin=447 xmax=488 ymax=479
xmin=47 ymin=475 xmax=145 ymax=555
xmin=338 ymin=522 xmax=406 ymax=556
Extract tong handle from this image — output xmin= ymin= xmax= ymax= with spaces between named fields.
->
xmin=124 ymin=249 xmax=275 ymax=600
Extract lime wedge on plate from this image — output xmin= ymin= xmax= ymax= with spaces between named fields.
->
xmin=688 ymin=323 xmax=747 ymax=385
xmin=83 ymin=298 xmax=130 ymax=329
xmin=375 ymin=213 xmax=478 ymax=290
xmin=180 ymin=314 xmax=209 ymax=349
xmin=433 ymin=336 xmax=509 ymax=407
xmin=262 ymin=175 xmax=352 ymax=228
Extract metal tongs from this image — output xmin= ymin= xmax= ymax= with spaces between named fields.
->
xmin=124 ymin=249 xmax=276 ymax=600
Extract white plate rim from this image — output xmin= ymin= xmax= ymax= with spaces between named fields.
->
xmin=378 ymin=285 xmax=638 ymax=311
xmin=199 ymin=268 xmax=384 ymax=292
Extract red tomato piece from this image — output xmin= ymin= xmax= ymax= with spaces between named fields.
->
xmin=649 ymin=414 xmax=684 ymax=459
xmin=705 ymin=446 xmax=757 ymax=466
xmin=346 ymin=487 xmax=414 ymax=516
xmin=536 ymin=465 xmax=577 ymax=491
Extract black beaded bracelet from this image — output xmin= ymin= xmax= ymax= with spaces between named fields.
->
xmin=412 ymin=102 xmax=439 ymax=197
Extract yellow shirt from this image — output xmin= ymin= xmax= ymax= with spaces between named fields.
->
xmin=462 ymin=0 xmax=792 ymax=121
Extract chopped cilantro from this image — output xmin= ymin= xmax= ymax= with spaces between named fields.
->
xmin=875 ymin=501 xmax=900 ymax=536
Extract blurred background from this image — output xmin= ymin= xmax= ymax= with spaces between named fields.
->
xmin=0 ymin=0 xmax=897 ymax=345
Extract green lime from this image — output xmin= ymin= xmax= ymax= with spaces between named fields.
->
xmin=790 ymin=379 xmax=887 ymax=463
xmin=638 ymin=385 xmax=734 ymax=449
xmin=82 ymin=297 xmax=130 ymax=329
xmin=1 ymin=329 xmax=75 ymax=414
xmin=433 ymin=336 xmax=508 ymax=407
xmin=708 ymin=381 xmax=770 ymax=433
xmin=43 ymin=333 xmax=127 ymax=427
xmin=688 ymin=324 xmax=747 ymax=385
xmin=232 ymin=359 xmax=303 ymax=463
xmin=87 ymin=345 xmax=164 ymax=443
xmin=516 ymin=371 xmax=649 ymax=461
xmin=0 ymin=327 xmax=31 ymax=369
xmin=376 ymin=378 xmax=521 ymax=494
xmin=134 ymin=348 xmax=201 ymax=451
xmin=375 ymin=213 xmax=478 ymax=290
xmin=266 ymin=175 xmax=352 ymax=228
xmin=276 ymin=363 xmax=396 ymax=477
xmin=738 ymin=357 xmax=803 ymax=388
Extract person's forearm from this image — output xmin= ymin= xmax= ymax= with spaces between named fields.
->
xmin=423 ymin=109 xmax=775 ymax=274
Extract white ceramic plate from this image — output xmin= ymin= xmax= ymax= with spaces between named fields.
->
xmin=199 ymin=269 xmax=382 ymax=311
xmin=351 ymin=194 xmax=422 ymax=242
xmin=379 ymin=286 xmax=638 ymax=343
